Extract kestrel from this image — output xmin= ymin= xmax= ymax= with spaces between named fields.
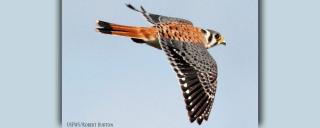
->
xmin=96 ymin=4 xmax=226 ymax=125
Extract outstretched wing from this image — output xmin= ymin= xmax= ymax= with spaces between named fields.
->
xmin=159 ymin=37 xmax=218 ymax=125
xmin=126 ymin=4 xmax=193 ymax=25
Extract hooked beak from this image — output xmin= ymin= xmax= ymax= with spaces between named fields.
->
xmin=220 ymin=41 xmax=226 ymax=46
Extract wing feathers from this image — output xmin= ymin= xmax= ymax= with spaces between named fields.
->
xmin=159 ymin=37 xmax=218 ymax=125
xmin=126 ymin=4 xmax=193 ymax=25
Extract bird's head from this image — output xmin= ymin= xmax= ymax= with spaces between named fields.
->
xmin=201 ymin=29 xmax=226 ymax=48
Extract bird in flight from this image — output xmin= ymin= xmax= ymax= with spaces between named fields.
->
xmin=96 ymin=4 xmax=226 ymax=125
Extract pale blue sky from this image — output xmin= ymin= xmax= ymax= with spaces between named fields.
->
xmin=63 ymin=0 xmax=258 ymax=128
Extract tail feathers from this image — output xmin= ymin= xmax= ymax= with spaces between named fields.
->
xmin=96 ymin=20 xmax=112 ymax=29
xmin=96 ymin=20 xmax=141 ymax=35
xmin=96 ymin=20 xmax=118 ymax=34
xmin=95 ymin=20 xmax=111 ymax=33
xmin=96 ymin=20 xmax=157 ymax=41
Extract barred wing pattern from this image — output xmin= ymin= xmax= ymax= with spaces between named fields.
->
xmin=126 ymin=4 xmax=193 ymax=25
xmin=159 ymin=37 xmax=218 ymax=124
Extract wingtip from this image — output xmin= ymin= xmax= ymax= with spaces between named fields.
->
xmin=140 ymin=5 xmax=146 ymax=12
xmin=125 ymin=3 xmax=134 ymax=9
xmin=189 ymin=116 xmax=196 ymax=123
xmin=125 ymin=3 xmax=143 ymax=13
xmin=197 ymin=117 xmax=204 ymax=125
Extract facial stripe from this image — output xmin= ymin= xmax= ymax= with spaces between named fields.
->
xmin=208 ymin=33 xmax=213 ymax=42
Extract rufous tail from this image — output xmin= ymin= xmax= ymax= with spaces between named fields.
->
xmin=96 ymin=20 xmax=157 ymax=41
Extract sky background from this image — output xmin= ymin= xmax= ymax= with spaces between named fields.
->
xmin=62 ymin=0 xmax=258 ymax=128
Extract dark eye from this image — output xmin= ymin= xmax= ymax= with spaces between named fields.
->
xmin=215 ymin=34 xmax=220 ymax=39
